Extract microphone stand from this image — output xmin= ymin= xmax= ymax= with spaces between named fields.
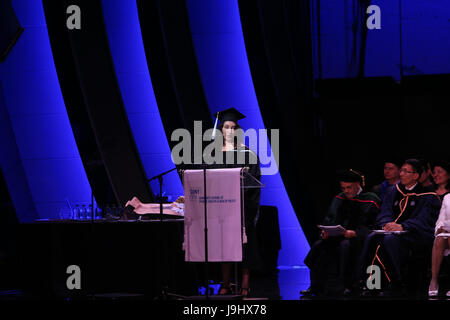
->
xmin=148 ymin=167 xmax=179 ymax=299
xmin=202 ymin=166 xmax=209 ymax=299
xmin=148 ymin=167 xmax=178 ymax=222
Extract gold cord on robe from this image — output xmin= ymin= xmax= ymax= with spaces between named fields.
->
xmin=368 ymin=184 xmax=437 ymax=283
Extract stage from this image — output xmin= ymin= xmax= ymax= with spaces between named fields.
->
xmin=0 ymin=218 xmax=446 ymax=301
xmin=17 ymin=219 xmax=197 ymax=298
xmin=12 ymin=213 xmax=282 ymax=300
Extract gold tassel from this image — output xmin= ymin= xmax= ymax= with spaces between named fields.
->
xmin=350 ymin=168 xmax=365 ymax=187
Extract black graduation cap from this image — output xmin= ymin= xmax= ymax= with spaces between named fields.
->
xmin=214 ymin=107 xmax=245 ymax=123
xmin=211 ymin=107 xmax=246 ymax=140
xmin=337 ymin=169 xmax=365 ymax=186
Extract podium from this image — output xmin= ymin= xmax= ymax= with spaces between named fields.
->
xmin=184 ymin=168 xmax=243 ymax=262
xmin=181 ymin=166 xmax=263 ymax=299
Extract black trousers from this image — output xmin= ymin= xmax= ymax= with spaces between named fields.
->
xmin=304 ymin=237 xmax=360 ymax=294
xmin=358 ymin=232 xmax=431 ymax=287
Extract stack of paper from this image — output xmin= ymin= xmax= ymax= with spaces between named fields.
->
xmin=372 ymin=230 xmax=408 ymax=235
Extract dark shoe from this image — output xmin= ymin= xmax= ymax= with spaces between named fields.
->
xmin=386 ymin=282 xmax=405 ymax=297
xmin=218 ymin=286 xmax=232 ymax=295
xmin=376 ymin=285 xmax=403 ymax=299
xmin=240 ymin=287 xmax=250 ymax=297
xmin=343 ymin=288 xmax=352 ymax=296
xmin=360 ymin=287 xmax=381 ymax=297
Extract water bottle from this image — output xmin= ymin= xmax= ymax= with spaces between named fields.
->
xmin=86 ymin=205 xmax=92 ymax=220
xmin=95 ymin=207 xmax=102 ymax=220
xmin=104 ymin=205 xmax=111 ymax=219
xmin=111 ymin=204 xmax=117 ymax=217
xmin=73 ymin=205 xmax=80 ymax=220
xmin=80 ymin=205 xmax=86 ymax=220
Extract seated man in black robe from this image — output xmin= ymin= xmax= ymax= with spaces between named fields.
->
xmin=358 ymin=158 xmax=441 ymax=295
xmin=302 ymin=169 xmax=380 ymax=296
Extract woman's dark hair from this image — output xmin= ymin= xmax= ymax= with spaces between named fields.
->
xmin=432 ymin=160 xmax=450 ymax=191
xmin=217 ymin=121 xmax=242 ymax=147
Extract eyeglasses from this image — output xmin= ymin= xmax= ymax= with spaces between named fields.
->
xmin=399 ymin=169 xmax=416 ymax=174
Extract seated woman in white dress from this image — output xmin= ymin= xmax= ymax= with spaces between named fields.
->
xmin=428 ymin=193 xmax=450 ymax=297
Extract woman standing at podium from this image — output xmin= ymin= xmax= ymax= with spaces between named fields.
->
xmin=212 ymin=107 xmax=262 ymax=297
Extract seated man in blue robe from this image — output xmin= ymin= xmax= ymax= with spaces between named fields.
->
xmin=358 ymin=158 xmax=441 ymax=295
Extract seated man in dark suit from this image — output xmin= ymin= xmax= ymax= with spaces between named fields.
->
xmin=302 ymin=169 xmax=380 ymax=297
xmin=358 ymin=159 xmax=441 ymax=295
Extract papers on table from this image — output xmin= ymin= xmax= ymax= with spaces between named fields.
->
xmin=133 ymin=203 xmax=184 ymax=216
xmin=317 ymin=225 xmax=346 ymax=237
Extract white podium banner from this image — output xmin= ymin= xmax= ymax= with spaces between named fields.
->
xmin=184 ymin=168 xmax=242 ymax=262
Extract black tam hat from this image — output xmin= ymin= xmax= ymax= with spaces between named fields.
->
xmin=214 ymin=107 xmax=246 ymax=123
xmin=211 ymin=107 xmax=246 ymax=140
xmin=337 ymin=169 xmax=365 ymax=187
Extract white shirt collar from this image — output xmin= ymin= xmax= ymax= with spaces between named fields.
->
xmin=405 ymin=182 xmax=418 ymax=191
xmin=356 ymin=186 xmax=363 ymax=195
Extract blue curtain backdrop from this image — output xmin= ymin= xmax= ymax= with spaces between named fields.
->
xmin=313 ymin=0 xmax=450 ymax=80
xmin=101 ymin=0 xmax=183 ymax=202
xmin=0 ymin=0 xmax=92 ymax=221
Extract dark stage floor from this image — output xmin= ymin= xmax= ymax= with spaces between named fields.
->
xmin=1 ymin=266 xmax=449 ymax=301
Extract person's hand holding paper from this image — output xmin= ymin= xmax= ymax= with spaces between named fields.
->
xmin=383 ymin=222 xmax=403 ymax=232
